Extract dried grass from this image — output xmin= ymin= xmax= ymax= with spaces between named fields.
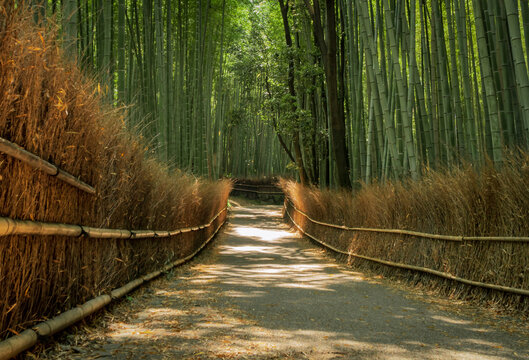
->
xmin=280 ymin=157 xmax=529 ymax=312
xmin=0 ymin=3 xmax=231 ymax=338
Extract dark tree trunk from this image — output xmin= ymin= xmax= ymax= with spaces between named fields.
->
xmin=304 ymin=0 xmax=352 ymax=188
xmin=279 ymin=0 xmax=310 ymax=185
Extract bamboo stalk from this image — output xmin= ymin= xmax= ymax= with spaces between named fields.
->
xmin=82 ymin=227 xmax=132 ymax=239
xmin=131 ymin=230 xmax=157 ymax=238
xmin=110 ymin=279 xmax=144 ymax=299
xmin=0 ymin=137 xmax=96 ymax=195
xmin=33 ymin=295 xmax=112 ymax=337
xmin=55 ymin=169 xmax=96 ymax=195
xmin=0 ymin=207 xmax=227 ymax=239
xmin=285 ymin=199 xmax=529 ymax=243
xmin=0 ymin=217 xmax=82 ymax=237
xmin=0 ymin=209 xmax=227 ymax=360
xmin=285 ymin=204 xmax=529 ymax=297
xmin=0 ymin=329 xmax=38 ymax=360
xmin=155 ymin=230 xmax=171 ymax=237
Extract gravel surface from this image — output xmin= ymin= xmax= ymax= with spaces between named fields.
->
xmin=39 ymin=204 xmax=529 ymax=359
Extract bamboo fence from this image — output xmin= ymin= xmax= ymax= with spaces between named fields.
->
xmin=232 ymin=187 xmax=284 ymax=195
xmin=0 ymin=206 xmax=227 ymax=359
xmin=284 ymin=199 xmax=529 ymax=297
xmin=0 ymin=137 xmax=96 ymax=194
xmin=285 ymin=199 xmax=529 ymax=243
xmin=0 ymin=207 xmax=226 ymax=239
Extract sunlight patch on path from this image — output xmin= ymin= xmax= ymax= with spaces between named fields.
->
xmin=44 ymin=204 xmax=529 ymax=360
xmin=234 ymin=226 xmax=289 ymax=241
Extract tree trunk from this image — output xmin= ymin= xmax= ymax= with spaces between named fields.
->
xmin=279 ymin=0 xmax=310 ymax=185
xmin=303 ymin=0 xmax=351 ymax=188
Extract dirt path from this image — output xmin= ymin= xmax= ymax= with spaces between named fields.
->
xmin=41 ymin=204 xmax=528 ymax=359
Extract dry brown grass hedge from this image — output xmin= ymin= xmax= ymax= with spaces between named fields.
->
xmin=280 ymin=158 xmax=529 ymax=312
xmin=0 ymin=3 xmax=231 ymax=338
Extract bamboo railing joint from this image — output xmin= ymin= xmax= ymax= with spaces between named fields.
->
xmin=78 ymin=227 xmax=88 ymax=238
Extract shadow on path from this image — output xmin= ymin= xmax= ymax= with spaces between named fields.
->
xmin=45 ymin=205 xmax=529 ymax=360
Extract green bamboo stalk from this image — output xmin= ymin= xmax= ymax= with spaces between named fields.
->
xmin=117 ymin=0 xmax=126 ymax=103
xmin=62 ymin=0 xmax=78 ymax=56
xmin=357 ymin=0 xmax=402 ymax=179
xmin=504 ymin=0 xmax=529 ymax=147
xmin=473 ymin=0 xmax=503 ymax=166
xmin=154 ymin=0 xmax=167 ymax=162
xmin=446 ymin=0 xmax=466 ymax=160
xmin=382 ymin=0 xmax=419 ymax=180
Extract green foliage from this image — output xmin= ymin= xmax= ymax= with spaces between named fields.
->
xmin=46 ymin=0 xmax=529 ymax=185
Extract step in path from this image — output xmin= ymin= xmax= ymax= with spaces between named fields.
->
xmin=43 ymin=205 xmax=528 ymax=359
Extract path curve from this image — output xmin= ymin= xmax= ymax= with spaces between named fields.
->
xmin=43 ymin=205 xmax=528 ymax=359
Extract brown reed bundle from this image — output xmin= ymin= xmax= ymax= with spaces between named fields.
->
xmin=0 ymin=3 xmax=231 ymax=339
xmin=280 ymin=157 xmax=529 ymax=312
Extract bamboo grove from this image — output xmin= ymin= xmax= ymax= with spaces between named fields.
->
xmin=29 ymin=0 xmax=529 ymax=188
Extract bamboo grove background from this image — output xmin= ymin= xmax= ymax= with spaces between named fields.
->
xmin=26 ymin=0 xmax=529 ymax=188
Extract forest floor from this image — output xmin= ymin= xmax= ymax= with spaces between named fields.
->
xmin=34 ymin=202 xmax=529 ymax=359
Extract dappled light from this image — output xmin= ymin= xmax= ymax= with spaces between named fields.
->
xmin=3 ymin=0 xmax=529 ymax=358
xmin=56 ymin=204 xmax=529 ymax=359
xmin=234 ymin=227 xmax=288 ymax=241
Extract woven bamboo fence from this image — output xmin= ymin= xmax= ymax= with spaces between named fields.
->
xmin=0 ymin=7 xmax=234 ymax=359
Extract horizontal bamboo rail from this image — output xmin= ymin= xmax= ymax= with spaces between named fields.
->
xmin=0 ymin=136 xmax=96 ymax=195
xmin=0 ymin=207 xmax=226 ymax=239
xmin=0 ymin=206 xmax=227 ymax=360
xmin=284 ymin=204 xmax=529 ymax=298
xmin=233 ymin=183 xmax=260 ymax=187
xmin=233 ymin=183 xmax=278 ymax=188
xmin=285 ymin=199 xmax=529 ymax=243
xmin=232 ymin=187 xmax=284 ymax=195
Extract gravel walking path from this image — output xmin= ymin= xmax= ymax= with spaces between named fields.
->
xmin=41 ymin=204 xmax=529 ymax=359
